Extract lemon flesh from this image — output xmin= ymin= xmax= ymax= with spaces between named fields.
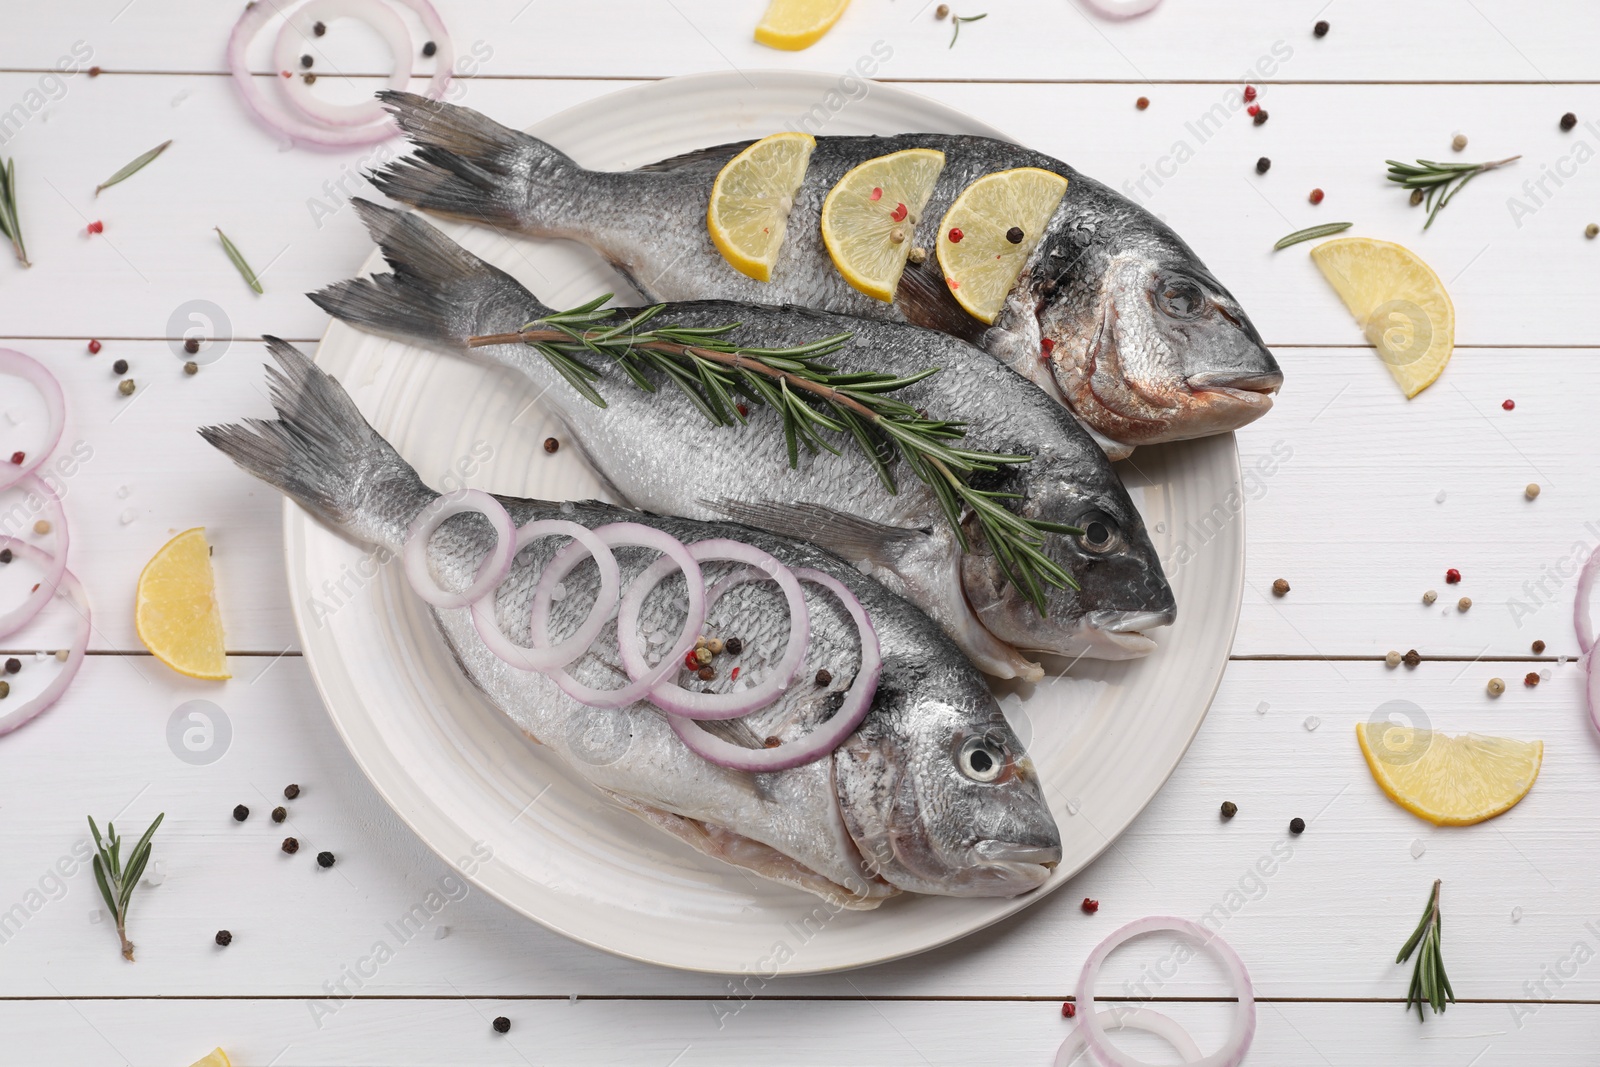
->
xmin=754 ymin=0 xmax=851 ymax=50
xmin=821 ymin=148 xmax=946 ymax=303
xmin=707 ymin=132 xmax=815 ymax=283
xmin=936 ymin=168 xmax=1068 ymax=324
xmin=136 ymin=527 xmax=231 ymax=680
xmin=1310 ymin=237 xmax=1455 ymax=398
xmin=188 ymin=1050 xmax=232 ymax=1067
xmin=1357 ymin=723 xmax=1541 ymax=826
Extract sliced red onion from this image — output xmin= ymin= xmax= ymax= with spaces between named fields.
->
xmin=0 ymin=348 xmax=65 ymax=492
xmin=0 ymin=538 xmax=89 ymax=736
xmin=1077 ymin=0 xmax=1164 ymax=18
xmin=1578 ymin=550 xmax=1600 ymax=735
xmin=620 ymin=539 xmax=809 ymax=720
xmin=531 ymin=523 xmax=704 ymax=710
xmin=472 ymin=520 xmax=619 ymax=672
xmin=1075 ymin=917 xmax=1255 ymax=1067
xmin=0 ymin=474 xmax=69 ymax=637
xmin=275 ymin=0 xmax=412 ymax=127
xmin=1053 ymin=1006 xmax=1204 ymax=1066
xmin=667 ymin=568 xmax=881 ymax=772
xmin=402 ymin=489 xmax=515 ymax=609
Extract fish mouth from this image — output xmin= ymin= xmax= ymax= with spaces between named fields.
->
xmin=968 ymin=840 xmax=1062 ymax=894
xmin=1035 ymin=607 xmax=1175 ymax=660
xmin=1186 ymin=369 xmax=1283 ymax=408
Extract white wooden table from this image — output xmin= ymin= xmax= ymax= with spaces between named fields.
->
xmin=5 ymin=1 xmax=1600 ymax=1063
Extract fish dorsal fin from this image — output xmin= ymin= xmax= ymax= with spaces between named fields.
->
xmin=894 ymin=258 xmax=988 ymax=343
xmin=635 ymin=140 xmax=757 ymax=173
xmin=703 ymin=499 xmax=926 ymax=566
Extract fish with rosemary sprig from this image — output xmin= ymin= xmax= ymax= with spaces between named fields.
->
xmin=200 ymin=340 xmax=1063 ymax=907
xmin=368 ymin=91 xmax=1282 ymax=458
xmin=311 ymin=201 xmax=1175 ymax=680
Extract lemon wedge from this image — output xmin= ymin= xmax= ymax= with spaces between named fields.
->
xmin=1310 ymin=237 xmax=1455 ymax=398
xmin=188 ymin=1050 xmax=231 ymax=1067
xmin=707 ymin=132 xmax=815 ymax=282
xmin=136 ymin=528 xmax=230 ymax=680
xmin=935 ymin=167 xmax=1068 ymax=324
xmin=1357 ymin=722 xmax=1541 ymax=826
xmin=754 ymin=0 xmax=851 ymax=50
xmin=821 ymin=148 xmax=946 ymax=302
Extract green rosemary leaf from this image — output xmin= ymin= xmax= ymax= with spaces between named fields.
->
xmin=215 ymin=227 xmax=263 ymax=294
xmin=950 ymin=11 xmax=987 ymax=48
xmin=1396 ymin=879 xmax=1455 ymax=1021
xmin=1386 ymin=155 xmax=1519 ymax=230
xmin=96 ymin=139 xmax=172 ymax=196
xmin=0 ymin=155 xmax=29 ymax=266
xmin=1273 ymin=222 xmax=1354 ymax=250
xmin=91 ymin=854 xmax=117 ymax=917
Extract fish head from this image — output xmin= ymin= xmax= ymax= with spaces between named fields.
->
xmin=959 ymin=458 xmax=1176 ymax=661
xmin=834 ymin=669 xmax=1061 ymax=897
xmin=1030 ymin=189 xmax=1282 ymax=447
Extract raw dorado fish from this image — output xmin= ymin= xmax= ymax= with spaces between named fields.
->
xmin=369 ymin=91 xmax=1282 ymax=458
xmin=312 ymin=201 xmax=1176 ymax=681
xmin=200 ymin=341 xmax=1062 ymax=907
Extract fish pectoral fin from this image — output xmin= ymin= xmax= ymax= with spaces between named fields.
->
xmin=702 ymin=499 xmax=926 ymax=568
xmin=893 ymin=258 xmax=988 ymax=343
xmin=690 ymin=716 xmax=768 ymax=750
xmin=598 ymin=790 xmax=897 ymax=911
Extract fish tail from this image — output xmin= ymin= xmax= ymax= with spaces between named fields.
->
xmin=371 ymin=91 xmax=584 ymax=235
xmin=310 ymin=199 xmax=547 ymax=354
xmin=198 ymin=338 xmax=431 ymax=550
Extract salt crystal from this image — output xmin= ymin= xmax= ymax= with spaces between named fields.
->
xmin=1065 ymin=797 xmax=1081 ymax=816
xmin=1541 ymin=669 xmax=1552 ymax=682
xmin=115 ymin=485 xmax=131 ymax=499
xmin=569 ymin=994 xmax=578 ymax=1004
xmin=1153 ymin=521 xmax=1166 ymax=534
xmin=143 ymin=861 xmax=166 ymax=886
xmin=559 ymin=501 xmax=575 ymax=514
xmin=88 ymin=910 xmax=102 ymax=924
xmin=1303 ymin=716 xmax=1320 ymax=731
xmin=118 ymin=508 xmax=138 ymax=525
xmin=434 ymin=925 xmax=450 ymax=940
xmin=1410 ymin=839 xmax=1426 ymax=859
xmin=1511 ymin=906 xmax=1523 ymax=923
xmin=1256 ymin=701 xmax=1270 ymax=715
xmin=551 ymin=582 xmax=568 ymax=602
xmin=854 ymin=559 xmax=873 ymax=574
xmin=1435 ymin=490 xmax=1447 ymax=503
xmin=1558 ymin=655 xmax=1569 ymax=665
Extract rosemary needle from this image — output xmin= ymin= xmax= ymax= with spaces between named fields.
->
xmin=215 ymin=227 xmax=263 ymax=294
xmin=0 ymin=155 xmax=28 ymax=267
xmin=1385 ymin=155 xmax=1519 ymax=230
xmin=89 ymin=812 xmax=164 ymax=962
xmin=1273 ymin=222 xmax=1354 ymax=250
xmin=1396 ymin=878 xmax=1456 ymax=1021
xmin=96 ymin=139 xmax=173 ymax=196
xmin=950 ymin=12 xmax=987 ymax=48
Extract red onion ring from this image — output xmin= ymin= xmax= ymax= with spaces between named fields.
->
xmin=402 ymin=489 xmax=516 ymax=609
xmin=1076 ymin=0 xmax=1164 ymax=18
xmin=0 ymin=538 xmax=89 ymax=736
xmin=275 ymin=0 xmax=411 ymax=127
xmin=667 ymin=568 xmax=881 ymax=772
xmin=619 ymin=539 xmax=809 ymax=720
xmin=471 ymin=520 xmax=620 ymax=672
xmin=1577 ymin=550 xmax=1600 ymax=735
xmin=0 ymin=348 xmax=65 ymax=492
xmin=1075 ymin=917 xmax=1255 ymax=1067
xmin=0 ymin=474 xmax=69 ymax=637
xmin=1053 ymin=1007 xmax=1204 ymax=1066
xmin=530 ymin=523 xmax=705 ymax=710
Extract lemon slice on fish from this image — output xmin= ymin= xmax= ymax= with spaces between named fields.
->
xmin=936 ymin=167 xmax=1069 ymax=324
xmin=755 ymin=0 xmax=851 ymax=50
xmin=706 ymin=132 xmax=816 ymax=282
xmin=136 ymin=527 xmax=231 ymax=680
xmin=1357 ymin=723 xmax=1541 ymax=826
xmin=821 ymin=148 xmax=946 ymax=303
xmin=1310 ymin=237 xmax=1455 ymax=398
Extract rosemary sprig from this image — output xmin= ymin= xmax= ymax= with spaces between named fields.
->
xmin=0 ymin=154 xmax=29 ymax=267
xmin=469 ymin=298 xmax=1082 ymax=613
xmin=96 ymin=139 xmax=172 ymax=196
xmin=89 ymin=812 xmax=164 ymax=962
xmin=1396 ymin=878 xmax=1455 ymax=1021
xmin=215 ymin=227 xmax=263 ymax=294
xmin=1386 ymin=155 xmax=1520 ymax=230
xmin=950 ymin=12 xmax=987 ymax=48
xmin=1273 ymin=221 xmax=1353 ymax=250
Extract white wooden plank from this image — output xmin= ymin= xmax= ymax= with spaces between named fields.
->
xmin=5 ymin=0 xmax=1598 ymax=83
xmin=1 ymin=656 xmax=1594 ymax=999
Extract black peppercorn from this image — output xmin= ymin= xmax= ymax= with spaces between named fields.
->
xmin=281 ymin=837 xmax=300 ymax=854
xmin=313 ymin=20 xmax=326 ymax=35
xmin=725 ymin=637 xmax=743 ymax=656
xmin=1402 ymin=649 xmax=1421 ymax=668
xmin=284 ymin=783 xmax=301 ymax=799
xmin=271 ymin=806 xmax=287 ymax=823
xmin=1289 ymin=817 xmax=1306 ymax=834
xmin=1252 ymin=109 xmax=1269 ymax=126
xmin=1255 ymin=157 xmax=1270 ymax=175
xmin=422 ymin=40 xmax=437 ymax=57
xmin=184 ymin=337 xmax=201 ymax=354
xmin=3 ymin=657 xmax=18 ymax=675
xmin=1005 ymin=226 xmax=1024 ymax=244
xmin=493 ymin=1016 xmax=511 ymax=1034
xmin=815 ymin=669 xmax=832 ymax=686
xmin=1313 ymin=19 xmax=1329 ymax=36
xmin=1220 ymin=801 xmax=1237 ymax=820
xmin=317 ymin=850 xmax=335 ymax=868
xmin=112 ymin=358 xmax=129 ymax=375
xmin=215 ymin=929 xmax=232 ymax=947
xmin=1561 ymin=112 xmax=1578 ymax=132
xmin=300 ymin=54 xmax=313 ymax=69
xmin=0 ymin=548 xmax=11 ymax=564
xmin=232 ymin=804 xmax=249 ymax=822
xmin=543 ymin=437 xmax=559 ymax=454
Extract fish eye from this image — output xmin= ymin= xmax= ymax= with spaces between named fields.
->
xmin=1157 ymin=278 xmax=1205 ymax=319
xmin=1075 ymin=511 xmax=1121 ymax=553
xmin=957 ymin=736 xmax=1007 ymax=783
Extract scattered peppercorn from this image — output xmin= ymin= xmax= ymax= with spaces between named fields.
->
xmin=696 ymin=666 xmax=715 ymax=682
xmin=1403 ymin=649 xmax=1421 ymax=668
xmin=313 ymin=20 xmax=326 ymax=35
xmin=543 ymin=437 xmax=559 ymax=454
xmin=87 ymin=339 xmax=102 ymax=354
xmin=1061 ymin=1002 xmax=1077 ymax=1019
xmin=1487 ymin=677 xmax=1506 ymax=697
xmin=183 ymin=336 xmax=201 ymax=354
xmin=422 ymin=40 xmax=438 ymax=57
xmin=281 ymin=837 xmax=300 ymax=854
xmin=1308 ymin=188 xmax=1324 ymax=205
xmin=112 ymin=358 xmax=129 ymax=375
xmin=725 ymin=637 xmax=743 ymax=655
xmin=1272 ymin=578 xmax=1290 ymax=596
xmin=707 ymin=638 xmax=724 ymax=655
xmin=1445 ymin=568 xmax=1461 ymax=584
xmin=493 ymin=1016 xmax=511 ymax=1034
xmin=1561 ymin=112 xmax=1578 ymax=132
xmin=6 ymin=451 xmax=18 ymax=465
xmin=0 ymin=681 xmax=9 ymax=699
xmin=1525 ymin=672 xmax=1540 ymax=688
xmin=1410 ymin=188 xmax=1425 ymax=206
xmin=815 ymin=669 xmax=833 ymax=686
xmin=1255 ymin=156 xmax=1271 ymax=175
xmin=1005 ymin=226 xmax=1024 ymax=244
xmin=1081 ymin=897 xmax=1099 ymax=914
xmin=184 ymin=361 xmax=199 ymax=376
xmin=303 ymin=73 xmax=316 ymax=85
xmin=1135 ymin=96 xmax=1149 ymax=111
xmin=1385 ymin=650 xmax=1401 ymax=668
xmin=1588 ymin=223 xmax=1599 ymax=239
xmin=284 ymin=783 xmax=301 ymax=799
xmin=1243 ymin=85 xmax=1257 ymax=102
xmin=694 ymin=646 xmax=713 ymax=666
xmin=232 ymin=804 xmax=249 ymax=822
xmin=87 ymin=220 xmax=103 ymax=234
xmin=215 ymin=929 xmax=232 ymax=947
xmin=1526 ymin=483 xmax=1540 ymax=500
xmin=1220 ymin=801 xmax=1237 ymax=819
xmin=317 ymin=851 xmax=335 ymax=868
xmin=118 ymin=379 xmax=135 ymax=396
xmin=948 ymin=227 xmax=964 ymax=243
xmin=1253 ymin=110 xmax=1269 ymax=126
xmin=1532 ymin=640 xmax=1546 ymax=654
xmin=935 ymin=3 xmax=950 ymax=16
xmin=298 ymin=54 xmax=312 ymax=68
xmin=33 ymin=519 xmax=50 ymax=535
xmin=763 ymin=736 xmax=781 ymax=748
xmin=1246 ymin=104 xmax=1259 ymax=117
xmin=271 ymin=806 xmax=287 ymax=823
xmin=1452 ymin=134 xmax=1468 ymax=152
xmin=0 ymin=549 xmax=10 ymax=564
xmin=1289 ymin=817 xmax=1306 ymax=834
xmin=908 ymin=246 xmax=928 ymax=264
xmin=53 ymin=649 xmax=67 ymax=662
xmin=1422 ymin=590 xmax=1437 ymax=605
xmin=1313 ymin=19 xmax=1329 ymax=36
xmin=1502 ymin=399 xmax=1515 ymax=411
xmin=3 ymin=658 xmax=18 ymax=675
xmin=1458 ymin=597 xmax=1472 ymax=612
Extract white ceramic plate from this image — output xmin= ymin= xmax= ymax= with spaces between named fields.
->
xmin=286 ymin=71 xmax=1244 ymax=974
